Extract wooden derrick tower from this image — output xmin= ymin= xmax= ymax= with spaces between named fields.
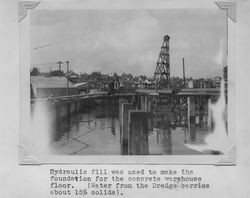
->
xmin=154 ymin=35 xmax=171 ymax=89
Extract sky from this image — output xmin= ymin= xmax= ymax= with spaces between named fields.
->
xmin=30 ymin=9 xmax=227 ymax=78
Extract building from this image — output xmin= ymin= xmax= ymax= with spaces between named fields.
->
xmin=213 ymin=77 xmax=222 ymax=88
xmin=170 ymin=77 xmax=182 ymax=89
xmin=142 ymin=79 xmax=154 ymax=89
xmin=194 ymin=79 xmax=210 ymax=88
xmin=108 ymin=76 xmax=120 ymax=94
xmin=31 ymin=76 xmax=79 ymax=99
xmin=67 ymin=71 xmax=80 ymax=83
xmin=186 ymin=78 xmax=194 ymax=88
xmin=73 ymin=81 xmax=89 ymax=93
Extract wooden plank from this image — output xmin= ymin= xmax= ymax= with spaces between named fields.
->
xmin=181 ymin=88 xmax=220 ymax=92
xmin=136 ymin=89 xmax=173 ymax=94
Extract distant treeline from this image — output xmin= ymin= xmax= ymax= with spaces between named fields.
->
xmin=30 ymin=67 xmax=151 ymax=82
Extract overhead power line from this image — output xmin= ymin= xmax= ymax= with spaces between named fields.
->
xmin=32 ymin=32 xmax=87 ymax=51
xmin=32 ymin=18 xmax=131 ymax=51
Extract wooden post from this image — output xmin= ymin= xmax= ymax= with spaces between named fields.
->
xmin=188 ymin=97 xmax=196 ymax=123
xmin=159 ymin=128 xmax=172 ymax=154
xmin=144 ymin=96 xmax=148 ymax=111
xmin=66 ymin=61 xmax=69 ymax=96
xmin=74 ymin=101 xmax=77 ymax=114
xmin=140 ymin=95 xmax=151 ymax=111
xmin=136 ymin=93 xmax=141 ymax=110
xmin=67 ymin=102 xmax=71 ymax=119
xmin=187 ymin=96 xmax=196 ymax=142
xmin=76 ymin=100 xmax=80 ymax=113
xmin=208 ymin=98 xmax=211 ymax=128
xmin=131 ymin=95 xmax=136 ymax=106
xmin=128 ymin=111 xmax=150 ymax=155
xmin=147 ymin=96 xmax=152 ymax=112
xmin=182 ymin=57 xmax=186 ymax=87
xmin=119 ymin=99 xmax=128 ymax=122
xmin=140 ymin=95 xmax=145 ymax=110
xmin=81 ymin=99 xmax=85 ymax=112
xmin=55 ymin=102 xmax=61 ymax=133
xmin=207 ymin=97 xmax=215 ymax=131
xmin=121 ymin=103 xmax=133 ymax=155
xmin=119 ymin=98 xmax=128 ymax=143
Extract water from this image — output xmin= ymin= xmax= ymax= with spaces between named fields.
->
xmin=49 ymin=97 xmax=212 ymax=155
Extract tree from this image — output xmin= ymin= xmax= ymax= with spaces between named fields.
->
xmin=90 ymin=71 xmax=102 ymax=81
xmin=80 ymin=73 xmax=89 ymax=81
xmin=127 ymin=73 xmax=133 ymax=81
xmin=48 ymin=70 xmax=64 ymax=77
xmin=121 ymin=73 xmax=133 ymax=81
xmin=30 ymin=67 xmax=39 ymax=76
xmin=113 ymin=72 xmax=118 ymax=77
xmin=139 ymin=75 xmax=147 ymax=81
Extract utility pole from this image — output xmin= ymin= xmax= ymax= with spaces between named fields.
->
xmin=182 ymin=57 xmax=186 ymax=88
xmin=65 ymin=61 xmax=69 ymax=96
xmin=57 ymin=61 xmax=63 ymax=71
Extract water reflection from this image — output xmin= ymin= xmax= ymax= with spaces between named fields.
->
xmin=49 ymin=96 xmax=214 ymax=155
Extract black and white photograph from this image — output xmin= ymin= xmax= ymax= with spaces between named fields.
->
xmin=19 ymin=1 xmax=236 ymax=163
xmin=2 ymin=0 xmax=250 ymax=198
